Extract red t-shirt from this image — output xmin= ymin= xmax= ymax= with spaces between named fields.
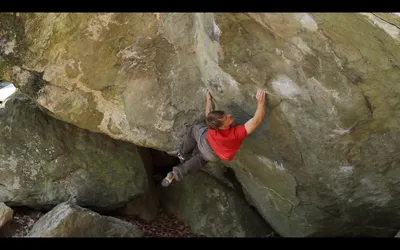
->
xmin=206 ymin=125 xmax=248 ymax=161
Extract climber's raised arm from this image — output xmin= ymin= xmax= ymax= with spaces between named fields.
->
xmin=205 ymin=89 xmax=213 ymax=118
xmin=244 ymin=89 xmax=266 ymax=135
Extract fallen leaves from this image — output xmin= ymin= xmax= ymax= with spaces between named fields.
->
xmin=115 ymin=207 xmax=206 ymax=238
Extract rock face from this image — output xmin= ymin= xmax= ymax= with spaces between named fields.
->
xmin=1 ymin=12 xmax=400 ymax=236
xmin=26 ymin=202 xmax=143 ymax=237
xmin=0 ymin=92 xmax=150 ymax=211
xmin=161 ymin=171 xmax=273 ymax=237
xmin=0 ymin=202 xmax=13 ymax=228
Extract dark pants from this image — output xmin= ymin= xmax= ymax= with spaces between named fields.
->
xmin=173 ymin=124 xmax=219 ymax=181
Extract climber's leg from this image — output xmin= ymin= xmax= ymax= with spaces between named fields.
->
xmin=162 ymin=150 xmax=208 ymax=187
xmin=177 ymin=124 xmax=207 ymax=162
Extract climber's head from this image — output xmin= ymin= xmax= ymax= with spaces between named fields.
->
xmin=206 ymin=111 xmax=234 ymax=130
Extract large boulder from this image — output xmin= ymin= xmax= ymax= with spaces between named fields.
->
xmin=0 ymin=92 xmax=150 ymax=211
xmin=26 ymin=202 xmax=143 ymax=237
xmin=160 ymin=171 xmax=273 ymax=237
xmin=1 ymin=12 xmax=400 ymax=236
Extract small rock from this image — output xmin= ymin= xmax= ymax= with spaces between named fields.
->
xmin=0 ymin=202 xmax=14 ymax=228
xmin=26 ymin=202 xmax=143 ymax=237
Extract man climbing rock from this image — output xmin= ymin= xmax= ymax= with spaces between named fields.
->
xmin=162 ymin=88 xmax=266 ymax=187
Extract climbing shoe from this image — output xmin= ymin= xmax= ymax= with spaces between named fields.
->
xmin=161 ymin=171 xmax=175 ymax=187
xmin=177 ymin=151 xmax=186 ymax=163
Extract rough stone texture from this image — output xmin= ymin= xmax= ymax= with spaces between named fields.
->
xmin=160 ymin=171 xmax=273 ymax=237
xmin=117 ymin=148 xmax=160 ymax=222
xmin=0 ymin=92 xmax=150 ymax=211
xmin=26 ymin=202 xmax=143 ymax=237
xmin=0 ymin=202 xmax=13 ymax=228
xmin=115 ymin=147 xmax=162 ymax=221
xmin=119 ymin=194 xmax=158 ymax=222
xmin=202 ymin=162 xmax=234 ymax=189
xmin=1 ymin=13 xmax=400 ymax=236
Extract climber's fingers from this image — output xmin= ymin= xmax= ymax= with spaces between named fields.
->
xmin=205 ymin=89 xmax=212 ymax=99
xmin=256 ymin=89 xmax=265 ymax=106
xmin=256 ymin=89 xmax=265 ymax=100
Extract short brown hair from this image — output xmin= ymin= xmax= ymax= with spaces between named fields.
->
xmin=206 ymin=111 xmax=226 ymax=130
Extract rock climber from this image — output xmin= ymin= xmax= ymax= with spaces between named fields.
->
xmin=162 ymin=88 xmax=266 ymax=187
